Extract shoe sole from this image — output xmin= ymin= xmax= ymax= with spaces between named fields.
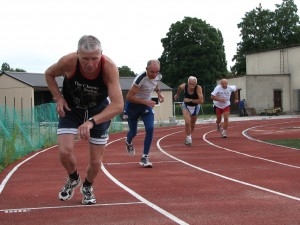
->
xmin=59 ymin=191 xmax=74 ymax=201
xmin=82 ymin=199 xmax=96 ymax=205
xmin=185 ymin=142 xmax=192 ymax=146
xmin=139 ymin=162 xmax=153 ymax=168
xmin=127 ymin=150 xmax=135 ymax=156
xmin=80 ymin=186 xmax=97 ymax=205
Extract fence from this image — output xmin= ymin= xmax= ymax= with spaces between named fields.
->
xmin=0 ymin=103 xmax=123 ymax=171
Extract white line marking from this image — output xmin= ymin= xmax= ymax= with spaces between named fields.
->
xmin=103 ymin=138 xmax=189 ymax=225
xmin=203 ymin=130 xmax=300 ymax=169
xmin=0 ymin=202 xmax=143 ymax=213
xmin=157 ymin=131 xmax=300 ymax=202
xmin=0 ymin=146 xmax=57 ymax=194
xmin=1 ymin=134 xmax=188 ymax=224
xmin=242 ymin=121 xmax=300 ymax=151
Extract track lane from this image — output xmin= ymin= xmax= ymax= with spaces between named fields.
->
xmin=1 ymin=117 xmax=300 ymax=224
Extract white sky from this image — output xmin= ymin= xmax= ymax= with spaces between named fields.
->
xmin=1 ymin=0 xmax=300 ymax=74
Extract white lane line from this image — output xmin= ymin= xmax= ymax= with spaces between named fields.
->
xmin=203 ymin=130 xmax=300 ymax=169
xmin=157 ymin=131 xmax=300 ymax=202
xmin=1 ymin=138 xmax=188 ymax=224
xmin=0 ymin=202 xmax=143 ymax=213
xmin=0 ymin=146 xmax=57 ymax=194
xmin=103 ymin=138 xmax=189 ymax=225
xmin=242 ymin=121 xmax=300 ymax=151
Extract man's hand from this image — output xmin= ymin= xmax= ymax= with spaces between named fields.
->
xmin=145 ymin=99 xmax=157 ymax=108
xmin=158 ymin=94 xmax=165 ymax=103
xmin=174 ymin=94 xmax=178 ymax=101
xmin=77 ymin=121 xmax=93 ymax=140
xmin=55 ymin=97 xmax=71 ymax=117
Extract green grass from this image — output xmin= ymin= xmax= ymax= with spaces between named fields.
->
xmin=265 ymin=139 xmax=300 ymax=149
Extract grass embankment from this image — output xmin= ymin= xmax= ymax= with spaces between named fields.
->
xmin=266 ymin=139 xmax=300 ymax=149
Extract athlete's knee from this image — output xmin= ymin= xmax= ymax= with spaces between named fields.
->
xmin=90 ymin=159 xmax=101 ymax=172
xmin=128 ymin=130 xmax=137 ymax=138
xmin=145 ymin=125 xmax=154 ymax=134
xmin=185 ymin=120 xmax=191 ymax=127
xmin=59 ymin=146 xmax=73 ymax=159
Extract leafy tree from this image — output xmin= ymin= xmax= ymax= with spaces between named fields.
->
xmin=273 ymin=0 xmax=300 ymax=46
xmin=159 ymin=17 xmax=227 ymax=88
xmin=118 ymin=66 xmax=136 ymax=77
xmin=1 ymin=63 xmax=11 ymax=71
xmin=1 ymin=62 xmax=26 ymax=72
xmin=231 ymin=0 xmax=300 ymax=75
xmin=14 ymin=68 xmax=26 ymax=72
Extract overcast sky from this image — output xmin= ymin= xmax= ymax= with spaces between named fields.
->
xmin=1 ymin=0 xmax=300 ymax=74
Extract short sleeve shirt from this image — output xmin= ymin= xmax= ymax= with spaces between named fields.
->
xmin=211 ymin=85 xmax=236 ymax=109
xmin=133 ymin=72 xmax=162 ymax=100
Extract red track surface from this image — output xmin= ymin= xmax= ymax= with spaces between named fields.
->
xmin=1 ymin=116 xmax=300 ymax=225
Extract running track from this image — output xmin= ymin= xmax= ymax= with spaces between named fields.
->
xmin=0 ymin=116 xmax=299 ymax=225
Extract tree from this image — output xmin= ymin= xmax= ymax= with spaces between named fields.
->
xmin=159 ymin=17 xmax=227 ymax=88
xmin=231 ymin=0 xmax=300 ymax=75
xmin=1 ymin=62 xmax=26 ymax=72
xmin=1 ymin=63 xmax=11 ymax=71
xmin=118 ymin=66 xmax=136 ymax=77
xmin=273 ymin=0 xmax=300 ymax=46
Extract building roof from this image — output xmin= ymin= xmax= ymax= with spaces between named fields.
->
xmin=3 ymin=71 xmax=64 ymax=88
xmin=2 ymin=72 xmax=173 ymax=91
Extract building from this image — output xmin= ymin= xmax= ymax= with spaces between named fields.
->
xmin=0 ymin=72 xmax=173 ymax=121
xmin=227 ymin=45 xmax=300 ymax=114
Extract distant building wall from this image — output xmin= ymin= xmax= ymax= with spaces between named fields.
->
xmin=246 ymin=45 xmax=300 ymax=112
xmin=152 ymin=90 xmax=173 ymax=121
xmin=245 ymin=75 xmax=290 ymax=113
xmin=0 ymin=75 xmax=34 ymax=109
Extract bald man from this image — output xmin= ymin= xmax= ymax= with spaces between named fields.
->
xmin=210 ymin=79 xmax=238 ymax=138
xmin=125 ymin=59 xmax=164 ymax=168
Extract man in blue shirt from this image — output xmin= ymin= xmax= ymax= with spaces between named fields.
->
xmin=125 ymin=59 xmax=164 ymax=168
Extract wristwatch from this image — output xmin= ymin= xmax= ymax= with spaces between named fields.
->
xmin=88 ymin=117 xmax=96 ymax=126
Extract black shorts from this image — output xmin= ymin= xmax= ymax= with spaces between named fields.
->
xmin=57 ymin=100 xmax=111 ymax=145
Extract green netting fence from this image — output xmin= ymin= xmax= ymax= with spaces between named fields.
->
xmin=0 ymin=103 xmax=123 ymax=170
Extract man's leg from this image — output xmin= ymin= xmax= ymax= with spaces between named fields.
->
xmin=80 ymin=144 xmax=105 ymax=205
xmin=182 ymin=109 xmax=192 ymax=136
xmin=58 ymin=134 xmax=77 ymax=174
xmin=215 ymin=107 xmax=223 ymax=132
xmin=85 ymin=144 xmax=105 ymax=184
xmin=221 ymin=110 xmax=230 ymax=138
xmin=139 ymin=111 xmax=154 ymax=168
xmin=58 ymin=134 xmax=81 ymax=201
xmin=190 ymin=115 xmax=198 ymax=134
xmin=142 ymin=111 xmax=154 ymax=155
xmin=126 ymin=118 xmax=138 ymax=144
xmin=222 ymin=111 xmax=230 ymax=130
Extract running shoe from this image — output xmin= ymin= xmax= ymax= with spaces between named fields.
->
xmin=140 ymin=156 xmax=153 ymax=168
xmin=125 ymin=140 xmax=135 ymax=155
xmin=222 ymin=130 xmax=227 ymax=138
xmin=58 ymin=176 xmax=81 ymax=201
xmin=185 ymin=137 xmax=192 ymax=146
xmin=80 ymin=185 xmax=96 ymax=205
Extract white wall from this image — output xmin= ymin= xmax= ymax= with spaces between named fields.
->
xmin=152 ymin=91 xmax=173 ymax=122
xmin=0 ymin=75 xmax=34 ymax=110
xmin=246 ymin=45 xmax=300 ymax=112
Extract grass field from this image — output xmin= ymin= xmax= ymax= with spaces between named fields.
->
xmin=266 ymin=139 xmax=300 ymax=149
